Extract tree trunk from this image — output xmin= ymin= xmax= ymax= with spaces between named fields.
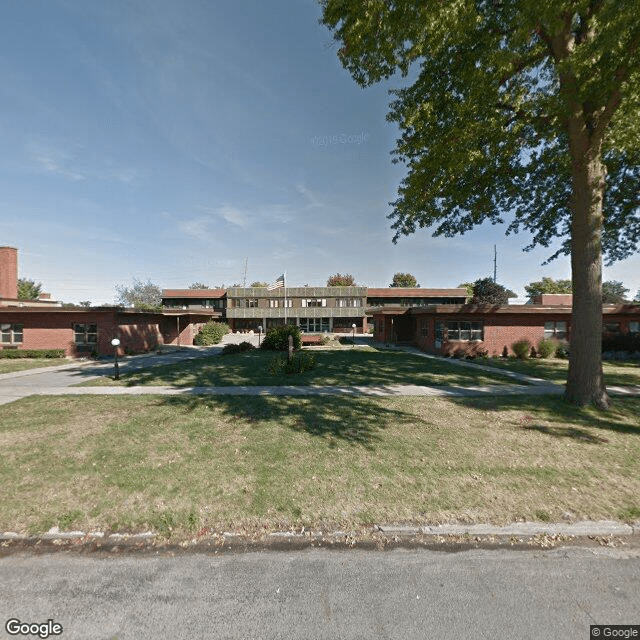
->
xmin=564 ymin=125 xmax=609 ymax=409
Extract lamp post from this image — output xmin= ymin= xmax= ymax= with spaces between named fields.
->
xmin=111 ymin=338 xmax=121 ymax=380
xmin=258 ymin=325 xmax=263 ymax=347
xmin=352 ymin=323 xmax=356 ymax=346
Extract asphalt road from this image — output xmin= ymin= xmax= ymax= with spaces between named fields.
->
xmin=1 ymin=547 xmax=639 ymax=640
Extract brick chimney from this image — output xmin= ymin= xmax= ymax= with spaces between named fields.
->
xmin=0 ymin=246 xmax=18 ymax=300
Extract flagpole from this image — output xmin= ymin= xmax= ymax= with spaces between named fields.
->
xmin=284 ymin=272 xmax=287 ymax=325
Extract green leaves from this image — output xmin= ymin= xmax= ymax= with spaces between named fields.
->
xmin=320 ymin=0 xmax=640 ymax=264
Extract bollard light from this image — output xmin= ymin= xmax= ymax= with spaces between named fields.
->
xmin=111 ymin=338 xmax=121 ymax=380
xmin=352 ymin=323 xmax=356 ymax=346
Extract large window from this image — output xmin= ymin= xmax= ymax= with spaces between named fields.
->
xmin=603 ymin=322 xmax=621 ymax=334
xmin=446 ymin=321 xmax=483 ymax=341
xmin=630 ymin=321 xmax=639 ymax=334
xmin=299 ymin=317 xmax=330 ymax=332
xmin=301 ymin=298 xmax=326 ymax=308
xmin=420 ymin=318 xmax=429 ymax=337
xmin=236 ymin=298 xmax=258 ymax=308
xmin=74 ymin=323 xmax=97 ymax=345
xmin=544 ymin=321 xmax=567 ymax=339
xmin=1 ymin=323 xmax=23 ymax=344
xmin=336 ymin=298 xmax=362 ymax=307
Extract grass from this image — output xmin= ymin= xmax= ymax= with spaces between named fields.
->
xmin=0 ymin=358 xmax=68 ymax=375
xmin=1 ymin=393 xmax=639 ymax=538
xmin=474 ymin=356 xmax=640 ymax=387
xmin=80 ymin=347 xmax=519 ymax=388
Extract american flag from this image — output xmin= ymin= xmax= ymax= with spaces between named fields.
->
xmin=267 ymin=274 xmax=285 ymax=290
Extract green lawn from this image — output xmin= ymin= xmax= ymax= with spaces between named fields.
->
xmin=1 ymin=393 xmax=638 ymax=538
xmin=474 ymin=357 xmax=640 ymax=387
xmin=0 ymin=358 xmax=68 ymax=375
xmin=81 ymin=348 xmax=519 ymax=388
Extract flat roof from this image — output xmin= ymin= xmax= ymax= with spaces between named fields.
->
xmin=162 ymin=289 xmax=226 ymax=298
xmin=366 ymin=288 xmax=467 ymax=297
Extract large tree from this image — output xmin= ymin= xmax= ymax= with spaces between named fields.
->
xmin=471 ymin=278 xmax=517 ymax=305
xmin=602 ymin=280 xmax=629 ymax=304
xmin=17 ymin=278 xmax=42 ymax=301
xmin=390 ymin=272 xmax=420 ymax=287
xmin=524 ymin=276 xmax=573 ymax=302
xmin=327 ymin=273 xmax=357 ymax=286
xmin=320 ymin=1 xmax=640 ymax=408
xmin=115 ymin=279 xmax=162 ymax=310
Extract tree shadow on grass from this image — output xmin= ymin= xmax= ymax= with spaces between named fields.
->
xmin=156 ymin=393 xmax=416 ymax=450
xmin=451 ymin=394 xmax=640 ymax=440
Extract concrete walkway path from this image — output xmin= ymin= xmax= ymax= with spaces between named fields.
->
xmin=1 ymin=341 xmax=638 ymax=405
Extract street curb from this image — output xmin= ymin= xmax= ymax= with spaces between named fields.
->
xmin=2 ymin=521 xmax=639 ymax=546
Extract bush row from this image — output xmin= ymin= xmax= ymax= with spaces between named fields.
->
xmin=510 ymin=338 xmax=569 ymax=360
xmin=221 ymin=341 xmax=256 ymax=355
xmin=0 ymin=349 xmax=66 ymax=359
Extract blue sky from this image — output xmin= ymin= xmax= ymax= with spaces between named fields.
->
xmin=2 ymin=0 xmax=638 ymax=304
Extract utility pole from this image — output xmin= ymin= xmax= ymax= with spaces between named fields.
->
xmin=242 ymin=257 xmax=248 ymax=288
xmin=493 ymin=245 xmax=497 ymax=283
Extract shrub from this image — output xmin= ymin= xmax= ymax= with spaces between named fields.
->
xmin=512 ymin=339 xmax=532 ymax=360
xmin=529 ymin=345 xmax=537 ymax=359
xmin=501 ymin=345 xmax=509 ymax=358
xmin=555 ymin=339 xmax=570 ymax=359
xmin=260 ymin=325 xmax=301 ymax=351
xmin=0 ymin=348 xmax=65 ymax=359
xmin=221 ymin=341 xmax=255 ymax=355
xmin=268 ymin=351 xmax=317 ymax=375
xmin=194 ymin=321 xmax=229 ymax=346
xmin=537 ymin=338 xmax=557 ymax=359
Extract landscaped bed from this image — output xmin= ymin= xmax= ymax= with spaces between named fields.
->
xmin=1 ymin=393 xmax=638 ymax=539
xmin=79 ymin=348 xmax=520 ymax=388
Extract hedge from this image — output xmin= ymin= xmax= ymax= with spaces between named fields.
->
xmin=0 ymin=349 xmax=66 ymax=359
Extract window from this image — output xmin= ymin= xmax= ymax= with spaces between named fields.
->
xmin=236 ymin=298 xmax=258 ymax=308
xmin=420 ymin=318 xmax=428 ymax=337
xmin=446 ymin=321 xmax=483 ymax=341
xmin=299 ymin=317 xmax=330 ymax=332
xmin=74 ymin=323 xmax=97 ymax=345
xmin=1 ymin=323 xmax=23 ymax=344
xmin=269 ymin=299 xmax=279 ymax=308
xmin=630 ymin=321 xmax=639 ymax=334
xmin=301 ymin=298 xmax=326 ymax=308
xmin=336 ymin=298 xmax=362 ymax=307
xmin=604 ymin=322 xmax=621 ymax=334
xmin=544 ymin=321 xmax=567 ymax=339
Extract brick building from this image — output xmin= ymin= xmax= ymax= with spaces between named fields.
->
xmin=372 ymin=296 xmax=640 ymax=356
xmin=0 ymin=247 xmax=215 ymax=357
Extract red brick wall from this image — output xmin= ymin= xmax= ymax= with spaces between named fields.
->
xmin=0 ymin=310 xmax=167 ymax=357
xmin=0 ymin=246 xmax=18 ymax=300
xmin=412 ymin=311 xmax=572 ymax=356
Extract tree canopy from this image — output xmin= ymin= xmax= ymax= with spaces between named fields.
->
xmin=470 ymin=278 xmax=516 ymax=305
xmin=17 ymin=278 xmax=42 ymax=301
xmin=390 ymin=272 xmax=419 ymax=287
xmin=250 ymin=281 xmax=269 ymax=288
xmin=524 ymin=277 xmax=573 ymax=302
xmin=320 ymin=0 xmax=640 ymax=407
xmin=188 ymin=282 xmax=210 ymax=290
xmin=115 ymin=279 xmax=162 ymax=310
xmin=602 ymin=280 xmax=630 ymax=304
xmin=327 ymin=273 xmax=357 ymax=286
